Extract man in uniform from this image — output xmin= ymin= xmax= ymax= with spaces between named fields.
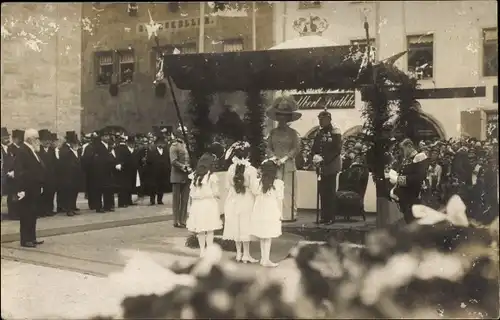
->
xmin=169 ymin=126 xmax=191 ymax=228
xmin=311 ymin=108 xmax=342 ymax=224
xmin=38 ymin=129 xmax=58 ymax=217
xmin=389 ymin=138 xmax=428 ymax=224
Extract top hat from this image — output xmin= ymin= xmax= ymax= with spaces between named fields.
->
xmin=1 ymin=127 xmax=9 ymax=138
xmin=266 ymin=96 xmax=301 ymax=122
xmin=12 ymin=129 xmax=25 ymax=141
xmin=99 ymin=127 xmax=112 ymax=137
xmin=65 ymin=131 xmax=79 ymax=144
xmin=39 ymin=129 xmax=52 ymax=141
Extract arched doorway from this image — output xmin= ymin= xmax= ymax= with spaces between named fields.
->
xmin=393 ymin=112 xmax=445 ymax=142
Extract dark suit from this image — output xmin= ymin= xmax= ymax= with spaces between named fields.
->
xmin=146 ymin=146 xmax=171 ymax=204
xmin=81 ymin=141 xmax=98 ymax=210
xmin=311 ymin=124 xmax=342 ymax=222
xmin=115 ymin=144 xmax=139 ymax=206
xmin=38 ymin=146 xmax=58 ymax=215
xmin=58 ymin=145 xmax=83 ymax=212
xmin=5 ymin=144 xmax=20 ymax=219
xmin=14 ymin=143 xmax=45 ymax=244
xmin=90 ymin=141 xmax=117 ymax=211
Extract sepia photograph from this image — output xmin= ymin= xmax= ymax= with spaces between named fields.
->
xmin=0 ymin=1 xmax=498 ymax=319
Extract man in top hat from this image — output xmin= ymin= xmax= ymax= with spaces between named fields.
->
xmin=1 ymin=127 xmax=11 ymax=216
xmin=115 ymin=134 xmax=140 ymax=207
xmin=311 ymin=107 xmax=343 ymax=224
xmin=4 ymin=129 xmax=24 ymax=220
xmin=169 ymin=126 xmax=191 ymax=228
xmin=57 ymin=131 xmax=83 ymax=216
xmin=89 ymin=128 xmax=117 ymax=213
xmin=81 ymin=131 xmax=99 ymax=210
xmin=146 ymin=135 xmax=171 ymax=206
xmin=14 ymin=128 xmax=46 ymax=247
xmin=38 ymin=129 xmax=58 ymax=217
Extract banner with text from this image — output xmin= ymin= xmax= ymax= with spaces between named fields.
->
xmin=292 ymin=92 xmax=355 ymax=110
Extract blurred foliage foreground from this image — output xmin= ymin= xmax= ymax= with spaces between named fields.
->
xmin=89 ymin=196 xmax=498 ymax=320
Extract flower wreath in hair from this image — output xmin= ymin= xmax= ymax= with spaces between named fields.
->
xmin=224 ymin=141 xmax=251 ymax=166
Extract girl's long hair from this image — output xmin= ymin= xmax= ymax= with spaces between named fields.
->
xmin=260 ymin=160 xmax=278 ymax=194
xmin=193 ymin=153 xmax=215 ymax=187
xmin=233 ymin=148 xmax=250 ymax=194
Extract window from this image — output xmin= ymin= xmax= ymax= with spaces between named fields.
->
xmin=119 ymin=51 xmax=134 ymax=84
xmin=177 ymin=42 xmax=197 ymax=54
xmin=350 ymin=38 xmax=375 ymax=51
xmin=407 ymin=34 xmax=434 ymax=80
xmin=223 ymin=38 xmax=244 ymax=52
xmin=127 ymin=3 xmax=138 ymax=17
xmin=96 ymin=51 xmax=114 ymax=86
xmin=482 ymin=28 xmax=498 ymax=77
xmin=299 ymin=1 xmax=322 ymax=9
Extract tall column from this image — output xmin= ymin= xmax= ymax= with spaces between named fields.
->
xmin=199 ymin=2 xmax=205 ymax=53
xmin=252 ymin=2 xmax=257 ymax=50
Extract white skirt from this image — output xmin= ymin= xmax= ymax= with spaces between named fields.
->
xmin=222 ymin=190 xmax=255 ymax=241
xmin=186 ymin=198 xmax=222 ymax=233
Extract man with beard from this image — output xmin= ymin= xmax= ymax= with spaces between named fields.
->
xmin=311 ymin=108 xmax=342 ymax=225
xmin=14 ymin=128 xmax=45 ymax=247
xmin=146 ymin=136 xmax=171 ymax=206
xmin=4 ymin=129 xmax=24 ymax=220
xmin=389 ymin=138 xmax=428 ymax=224
xmin=58 ymin=131 xmax=83 ymax=216
xmin=116 ymin=135 xmax=139 ymax=207
xmin=90 ymin=128 xmax=117 ymax=213
xmin=37 ymin=129 xmax=58 ymax=217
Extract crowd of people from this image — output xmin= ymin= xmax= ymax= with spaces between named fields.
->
xmin=0 ymin=125 xmax=193 ymax=247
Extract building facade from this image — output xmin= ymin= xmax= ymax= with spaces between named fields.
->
xmin=1 ymin=3 xmax=82 ymax=137
xmin=81 ymin=2 xmax=275 ymax=134
xmin=273 ymin=1 xmax=498 ymax=140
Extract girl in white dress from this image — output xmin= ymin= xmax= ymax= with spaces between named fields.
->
xmin=186 ymin=153 xmax=223 ymax=257
xmin=250 ymin=159 xmax=284 ymax=268
xmin=222 ymin=141 xmax=259 ymax=263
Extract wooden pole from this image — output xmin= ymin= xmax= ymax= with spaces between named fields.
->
xmin=374 ymin=1 xmax=381 ymax=61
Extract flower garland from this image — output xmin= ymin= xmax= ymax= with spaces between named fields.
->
xmin=244 ymin=90 xmax=266 ymax=167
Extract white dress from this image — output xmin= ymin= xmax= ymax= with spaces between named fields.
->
xmin=222 ymin=164 xmax=258 ymax=241
xmin=250 ymin=179 xmax=284 ymax=239
xmin=186 ymin=172 xmax=223 ymax=233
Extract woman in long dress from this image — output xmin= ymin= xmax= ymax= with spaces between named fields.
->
xmin=222 ymin=141 xmax=259 ymax=263
xmin=265 ymin=96 xmax=301 ymax=221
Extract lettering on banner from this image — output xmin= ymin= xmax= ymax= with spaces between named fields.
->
xmin=137 ymin=17 xmax=217 ymax=33
xmin=292 ymin=92 xmax=355 ymax=110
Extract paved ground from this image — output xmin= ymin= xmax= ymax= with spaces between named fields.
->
xmin=1 ymin=217 xmax=304 ymax=319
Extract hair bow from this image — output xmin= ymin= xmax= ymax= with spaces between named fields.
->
xmin=412 ymin=195 xmax=469 ymax=227
xmin=232 ymin=157 xmax=250 ymax=167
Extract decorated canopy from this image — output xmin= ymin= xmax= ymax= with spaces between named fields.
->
xmin=162 ymin=45 xmax=367 ymax=92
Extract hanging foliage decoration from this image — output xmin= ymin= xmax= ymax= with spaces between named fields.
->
xmin=244 ymin=90 xmax=266 ymax=167
xmin=187 ymin=90 xmax=214 ymax=160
